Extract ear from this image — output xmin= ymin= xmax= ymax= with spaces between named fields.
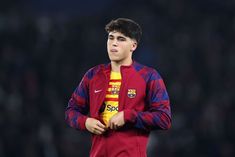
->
xmin=130 ymin=42 xmax=137 ymax=52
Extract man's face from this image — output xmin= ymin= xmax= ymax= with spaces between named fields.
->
xmin=107 ymin=31 xmax=137 ymax=63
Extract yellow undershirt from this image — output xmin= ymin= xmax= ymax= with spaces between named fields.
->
xmin=101 ymin=71 xmax=122 ymax=126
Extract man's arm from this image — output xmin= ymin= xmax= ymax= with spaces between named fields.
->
xmin=65 ymin=70 xmax=106 ymax=134
xmin=124 ymin=70 xmax=171 ymax=131
xmin=65 ymin=74 xmax=90 ymax=130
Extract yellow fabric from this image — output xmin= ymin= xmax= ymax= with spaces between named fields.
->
xmin=101 ymin=71 xmax=121 ymax=126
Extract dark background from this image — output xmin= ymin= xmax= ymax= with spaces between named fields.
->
xmin=0 ymin=0 xmax=234 ymax=157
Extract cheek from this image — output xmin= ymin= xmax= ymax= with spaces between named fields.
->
xmin=107 ymin=42 xmax=112 ymax=50
xmin=120 ymin=47 xmax=131 ymax=56
xmin=124 ymin=45 xmax=132 ymax=52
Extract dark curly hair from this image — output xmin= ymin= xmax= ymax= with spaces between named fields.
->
xmin=105 ymin=18 xmax=142 ymax=43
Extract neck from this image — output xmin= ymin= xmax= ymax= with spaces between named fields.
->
xmin=111 ymin=59 xmax=132 ymax=72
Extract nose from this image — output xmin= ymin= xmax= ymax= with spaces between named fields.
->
xmin=112 ymin=39 xmax=118 ymax=47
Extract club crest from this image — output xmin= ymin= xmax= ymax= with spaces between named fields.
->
xmin=111 ymin=85 xmax=120 ymax=95
xmin=127 ymin=89 xmax=136 ymax=98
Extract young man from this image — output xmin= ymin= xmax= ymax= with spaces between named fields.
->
xmin=65 ymin=18 xmax=171 ymax=157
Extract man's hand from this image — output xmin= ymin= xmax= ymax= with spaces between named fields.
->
xmin=108 ymin=111 xmax=125 ymax=130
xmin=85 ymin=118 xmax=106 ymax=135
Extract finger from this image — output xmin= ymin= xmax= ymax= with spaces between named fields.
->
xmin=107 ymin=121 xmax=111 ymax=129
xmin=94 ymin=126 xmax=105 ymax=132
xmin=110 ymin=122 xmax=115 ymax=130
xmin=97 ymin=121 xmax=106 ymax=129
xmin=93 ymin=128 xmax=103 ymax=135
xmin=114 ymin=123 xmax=119 ymax=130
xmin=109 ymin=117 xmax=115 ymax=129
xmin=108 ymin=120 xmax=113 ymax=129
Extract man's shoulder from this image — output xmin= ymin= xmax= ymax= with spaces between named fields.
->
xmin=85 ymin=63 xmax=108 ymax=79
xmin=133 ymin=61 xmax=157 ymax=73
xmin=133 ymin=61 xmax=162 ymax=81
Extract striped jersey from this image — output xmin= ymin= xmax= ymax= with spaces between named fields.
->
xmin=101 ymin=71 xmax=121 ymax=126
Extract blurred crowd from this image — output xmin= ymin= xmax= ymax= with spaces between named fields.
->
xmin=0 ymin=0 xmax=234 ymax=157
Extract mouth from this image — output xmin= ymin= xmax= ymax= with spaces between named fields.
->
xmin=110 ymin=49 xmax=118 ymax=52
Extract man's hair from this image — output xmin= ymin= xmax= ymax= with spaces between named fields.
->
xmin=105 ymin=18 xmax=142 ymax=43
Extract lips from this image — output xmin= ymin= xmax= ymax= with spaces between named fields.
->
xmin=110 ymin=49 xmax=118 ymax=52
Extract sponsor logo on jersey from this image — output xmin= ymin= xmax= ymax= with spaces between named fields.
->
xmin=106 ymin=104 xmax=118 ymax=112
xmin=94 ymin=89 xmax=102 ymax=93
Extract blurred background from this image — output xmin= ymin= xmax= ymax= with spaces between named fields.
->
xmin=0 ymin=0 xmax=235 ymax=157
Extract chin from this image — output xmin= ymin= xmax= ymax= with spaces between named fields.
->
xmin=109 ymin=56 xmax=120 ymax=61
xmin=110 ymin=59 xmax=120 ymax=62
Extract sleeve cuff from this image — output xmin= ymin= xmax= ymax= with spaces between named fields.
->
xmin=79 ymin=116 xmax=88 ymax=130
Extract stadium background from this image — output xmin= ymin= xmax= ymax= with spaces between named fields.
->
xmin=0 ymin=0 xmax=234 ymax=157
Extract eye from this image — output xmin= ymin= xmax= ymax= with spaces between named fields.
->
xmin=118 ymin=37 xmax=126 ymax=41
xmin=108 ymin=35 xmax=114 ymax=40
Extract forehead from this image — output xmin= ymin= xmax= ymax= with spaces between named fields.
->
xmin=108 ymin=31 xmax=127 ymax=38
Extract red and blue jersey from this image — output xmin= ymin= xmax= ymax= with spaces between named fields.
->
xmin=65 ymin=61 xmax=171 ymax=157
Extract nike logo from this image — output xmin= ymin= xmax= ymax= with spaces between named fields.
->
xmin=94 ymin=89 xmax=102 ymax=93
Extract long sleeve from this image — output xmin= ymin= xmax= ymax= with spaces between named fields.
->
xmin=124 ymin=70 xmax=171 ymax=131
xmin=65 ymin=73 xmax=90 ymax=131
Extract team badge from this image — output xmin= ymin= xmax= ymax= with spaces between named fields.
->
xmin=111 ymin=85 xmax=120 ymax=94
xmin=127 ymin=89 xmax=136 ymax=98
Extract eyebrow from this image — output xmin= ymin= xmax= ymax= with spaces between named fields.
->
xmin=108 ymin=34 xmax=127 ymax=40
